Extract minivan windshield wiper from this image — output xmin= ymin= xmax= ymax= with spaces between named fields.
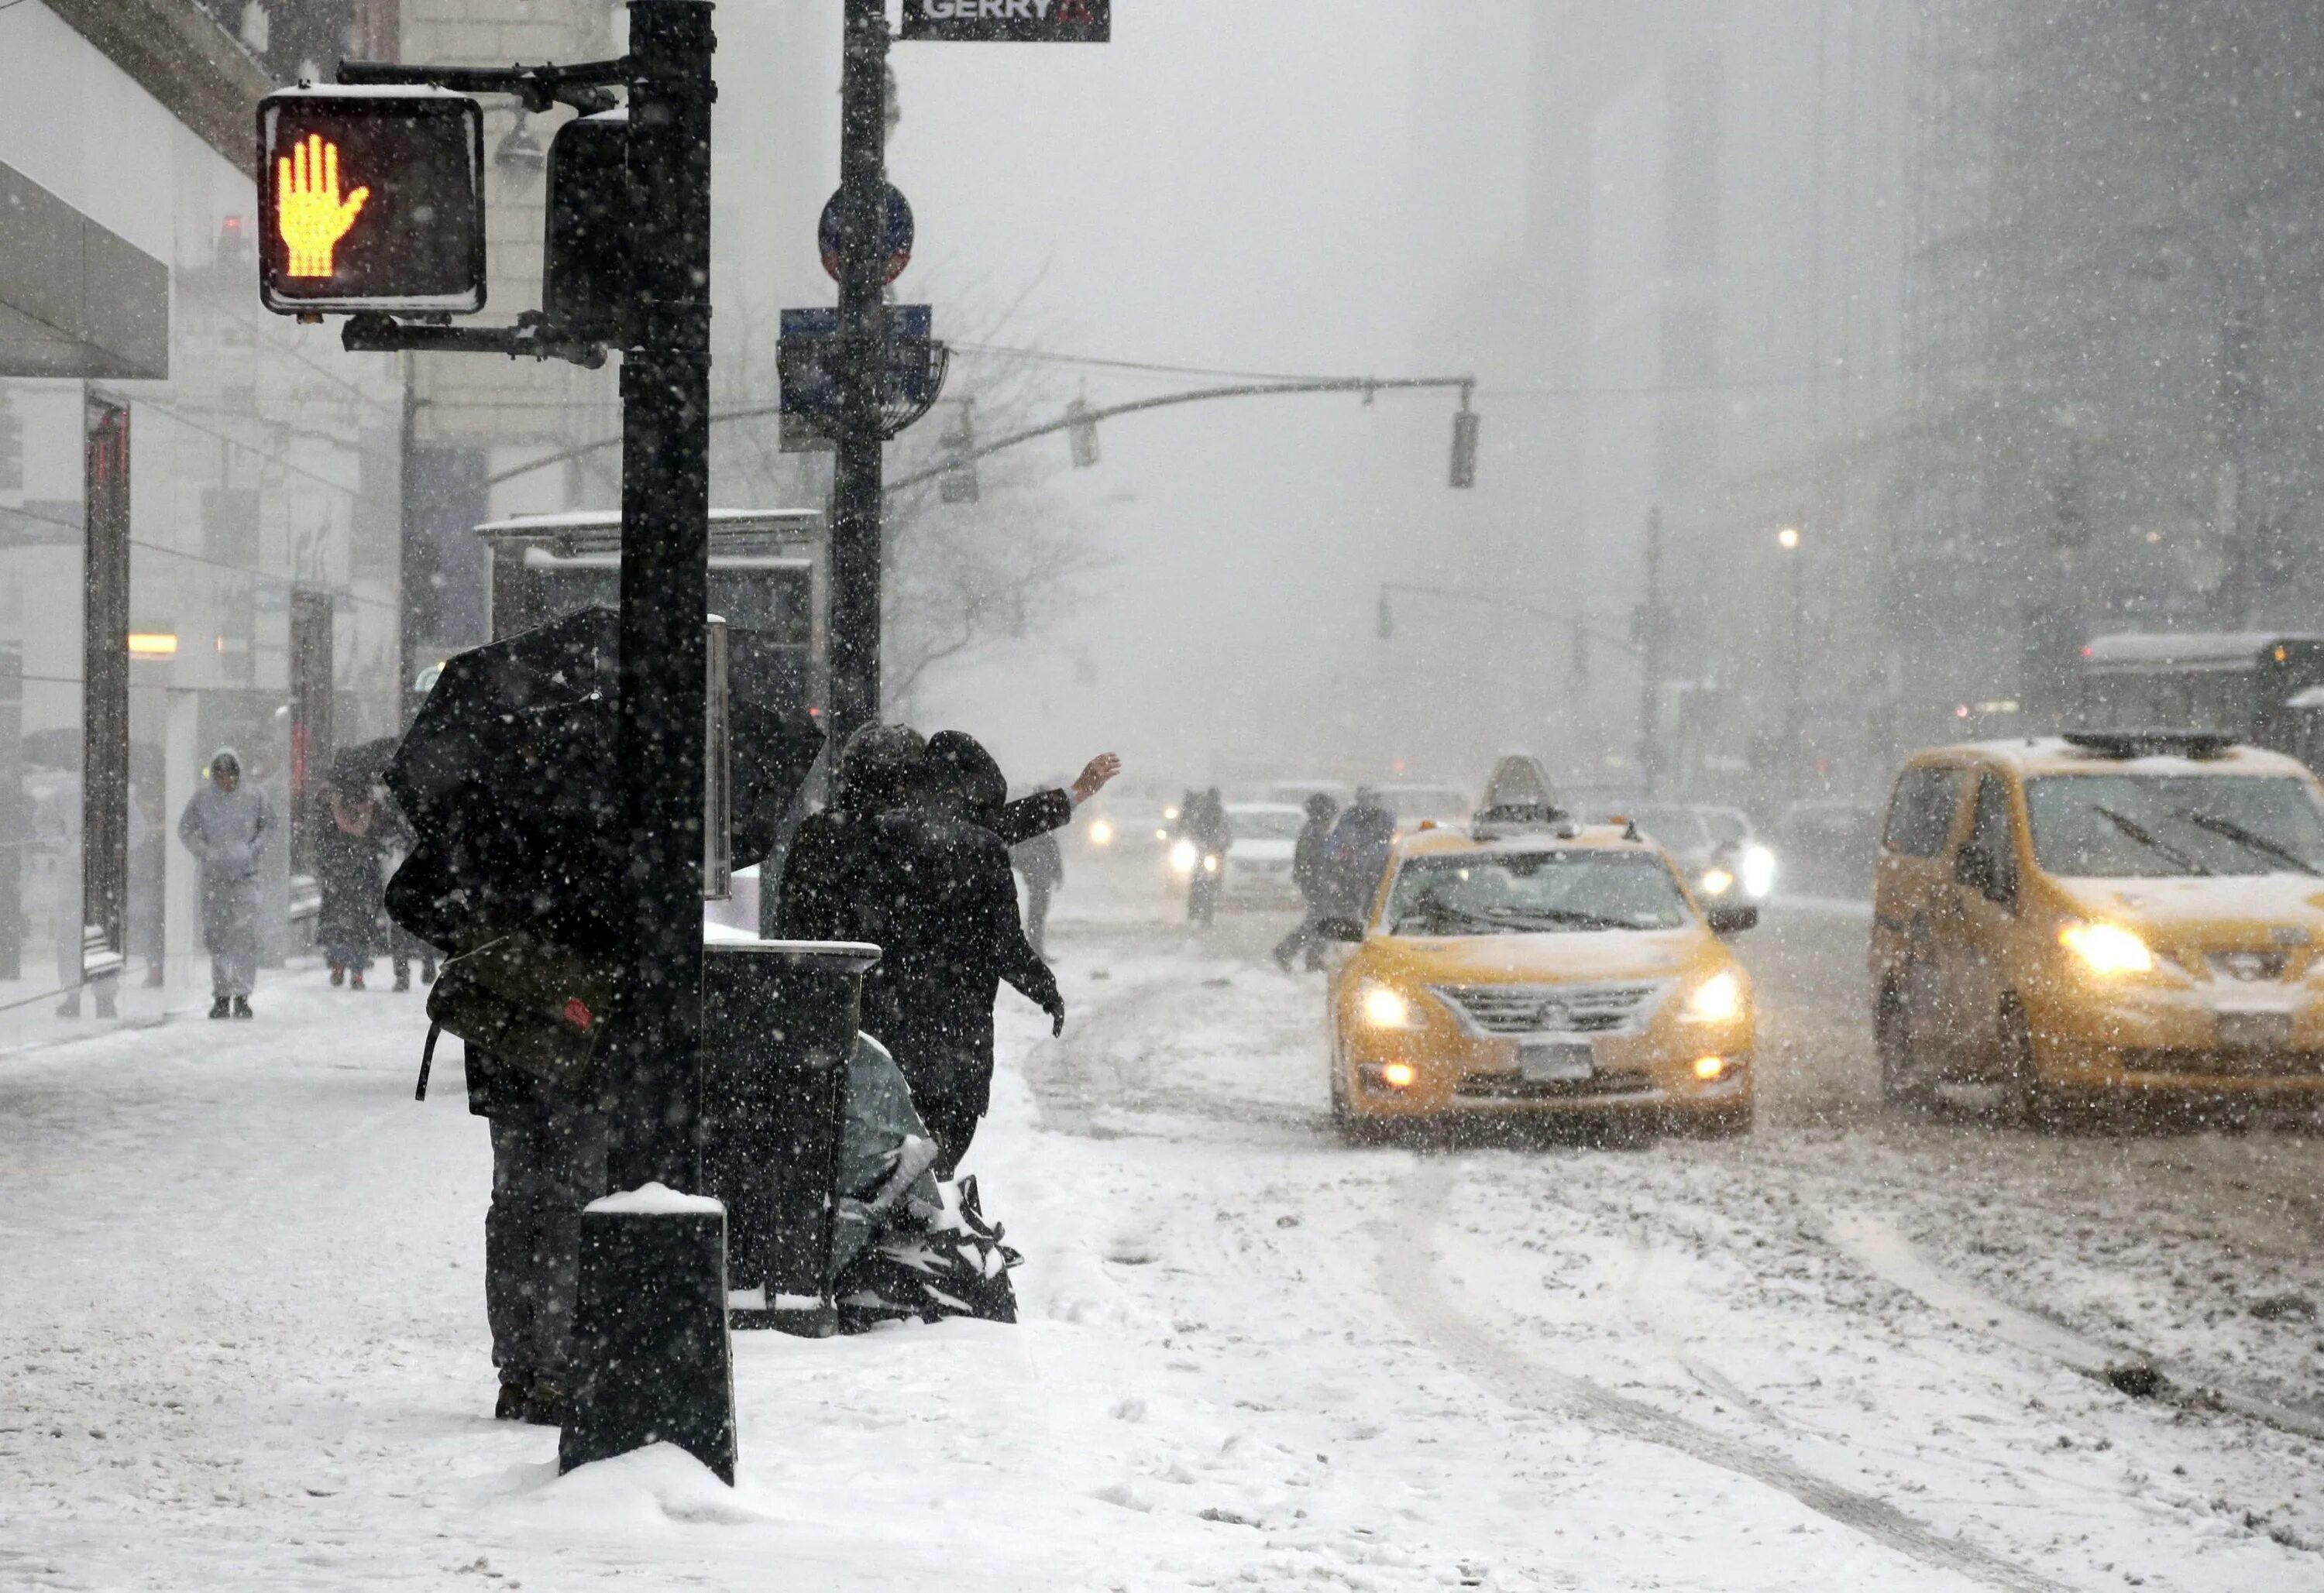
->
xmin=2089 ymin=804 xmax=2212 ymax=876
xmin=2169 ymin=807 xmax=2324 ymax=877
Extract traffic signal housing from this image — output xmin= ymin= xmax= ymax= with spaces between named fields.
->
xmin=257 ymin=88 xmax=486 ymax=316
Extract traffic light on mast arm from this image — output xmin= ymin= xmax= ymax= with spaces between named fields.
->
xmin=257 ymin=88 xmax=486 ymax=317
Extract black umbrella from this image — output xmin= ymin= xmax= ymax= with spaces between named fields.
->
xmin=330 ymin=736 xmax=402 ymax=794
xmin=383 ymin=606 xmax=823 ymax=956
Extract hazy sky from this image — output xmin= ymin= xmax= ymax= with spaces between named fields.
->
xmin=723 ymin=1 xmax=1541 ymax=793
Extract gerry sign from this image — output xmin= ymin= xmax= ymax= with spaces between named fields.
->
xmin=899 ymin=0 xmax=1109 ymax=43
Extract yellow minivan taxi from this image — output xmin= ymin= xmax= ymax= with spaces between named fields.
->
xmin=1323 ymin=818 xmax=1758 ymax=1138
xmin=1870 ymin=731 xmax=2324 ymax=1121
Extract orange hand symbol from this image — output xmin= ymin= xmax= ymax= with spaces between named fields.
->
xmin=277 ymin=134 xmax=370 ymax=278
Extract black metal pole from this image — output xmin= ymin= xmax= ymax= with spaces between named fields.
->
xmin=605 ymin=0 xmax=716 ymax=1193
xmin=1641 ymin=507 xmax=1663 ymax=798
xmin=827 ymin=0 xmax=891 ymax=752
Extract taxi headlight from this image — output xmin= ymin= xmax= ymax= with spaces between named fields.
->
xmin=2060 ymin=921 xmax=2154 ymax=977
xmin=1683 ymin=970 xmax=1745 ymax=1023
xmin=1741 ymin=845 xmax=1776 ymax=899
xmin=1169 ymin=839 xmax=1198 ymax=876
xmin=1699 ymin=867 xmax=1736 ymax=898
xmin=1088 ymin=818 xmax=1115 ymax=846
xmin=1358 ymin=980 xmax=1419 ymax=1030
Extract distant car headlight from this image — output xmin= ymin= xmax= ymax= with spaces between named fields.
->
xmin=1164 ymin=805 xmax=1181 ymax=822
xmin=1358 ymin=980 xmax=1418 ymax=1030
xmin=1741 ymin=844 xmax=1776 ymax=899
xmin=1698 ymin=867 xmax=1736 ymax=898
xmin=1087 ymin=818 xmax=1115 ymax=846
xmin=1683 ymin=970 xmax=1745 ymax=1023
xmin=1202 ymin=853 xmax=1220 ymax=874
xmin=2060 ymin=921 xmax=2154 ymax=976
xmin=1170 ymin=839 xmax=1198 ymax=876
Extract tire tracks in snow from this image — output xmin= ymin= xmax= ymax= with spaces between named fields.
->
xmin=1373 ymin=1159 xmax=2064 ymax=1593
xmin=1820 ymin=1206 xmax=2324 ymax=1449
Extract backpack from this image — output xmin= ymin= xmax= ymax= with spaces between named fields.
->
xmin=418 ymin=923 xmax=616 ymax=1097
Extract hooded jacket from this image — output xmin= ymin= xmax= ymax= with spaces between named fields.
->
xmin=176 ymin=749 xmax=277 ymax=882
xmin=834 ymin=781 xmax=1061 ymax=1113
xmin=924 ymin=730 xmax=1073 ymax=849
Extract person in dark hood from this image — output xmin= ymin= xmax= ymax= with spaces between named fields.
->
xmin=1322 ymin=786 xmax=1398 ymax=922
xmin=776 ymin=724 xmax=930 ymax=942
xmin=835 ymin=747 xmax=1064 ymax=1177
xmin=1273 ymin=791 xmax=1342 ymax=972
xmin=923 ymin=733 xmax=1119 ymax=958
xmin=177 ymin=748 xmax=276 ymax=1019
xmin=923 ymin=731 xmax=1121 ymax=847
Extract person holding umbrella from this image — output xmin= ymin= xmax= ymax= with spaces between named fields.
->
xmin=315 ymin=751 xmax=407 ymax=990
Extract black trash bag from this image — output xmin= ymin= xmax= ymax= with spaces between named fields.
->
xmin=825 ymin=1034 xmax=1020 ymax=1332
xmin=383 ymin=606 xmax=823 ymax=956
xmin=836 ymin=1176 xmax=1023 ymax=1332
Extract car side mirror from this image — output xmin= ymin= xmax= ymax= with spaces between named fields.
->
xmin=1706 ymin=904 xmax=1758 ymax=937
xmin=1316 ymin=918 xmax=1367 ymax=944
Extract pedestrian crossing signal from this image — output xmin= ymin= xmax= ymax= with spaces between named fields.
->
xmin=257 ymin=88 xmax=486 ymax=316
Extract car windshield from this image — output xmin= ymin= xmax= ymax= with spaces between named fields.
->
xmin=1384 ymin=851 xmax=1693 ymax=935
xmin=1621 ymin=806 xmax=1712 ymax=850
xmin=1227 ymin=809 xmax=1305 ymax=841
xmin=2023 ymin=774 xmax=2324 ymax=877
xmin=1703 ymin=809 xmax=1750 ymax=846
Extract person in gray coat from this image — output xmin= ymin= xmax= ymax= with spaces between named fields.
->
xmin=176 ymin=748 xmax=276 ymax=1018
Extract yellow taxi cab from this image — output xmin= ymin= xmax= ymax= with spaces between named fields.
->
xmin=1321 ymin=809 xmax=1759 ymax=1138
xmin=1870 ymin=730 xmax=2324 ymax=1121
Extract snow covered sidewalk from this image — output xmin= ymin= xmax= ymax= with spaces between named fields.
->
xmin=3 ymin=916 xmax=2321 ymax=1589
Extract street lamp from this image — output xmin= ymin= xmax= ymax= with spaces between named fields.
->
xmin=1776 ymin=525 xmax=1801 ymax=551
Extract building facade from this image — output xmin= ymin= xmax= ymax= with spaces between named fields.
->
xmin=0 ymin=0 xmax=403 ymax=1047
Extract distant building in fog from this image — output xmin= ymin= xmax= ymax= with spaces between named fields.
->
xmin=0 ymin=0 xmax=402 ymax=1045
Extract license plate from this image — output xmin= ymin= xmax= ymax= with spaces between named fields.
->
xmin=2218 ymin=1011 xmax=2294 ymax=1050
xmin=1519 ymin=1042 xmax=1596 ymax=1083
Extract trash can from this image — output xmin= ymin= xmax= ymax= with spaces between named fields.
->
xmin=699 ymin=933 xmax=880 ymax=1334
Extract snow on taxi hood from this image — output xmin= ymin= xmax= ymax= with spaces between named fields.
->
xmin=2051 ymin=872 xmax=2324 ymax=934
xmin=1363 ymin=925 xmax=1709 ymax=984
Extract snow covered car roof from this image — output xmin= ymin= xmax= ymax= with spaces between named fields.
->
xmin=1394 ymin=819 xmax=1662 ymax=862
xmin=1910 ymin=736 xmax=2315 ymax=780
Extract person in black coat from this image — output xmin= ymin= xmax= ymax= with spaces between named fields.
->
xmin=837 ymin=752 xmax=1064 ymax=1177
xmin=316 ymin=770 xmax=408 ymax=989
xmin=923 ymin=731 xmax=1121 ymax=848
xmin=777 ymin=724 xmax=930 ymax=942
xmin=1272 ymin=791 xmax=1342 ymax=971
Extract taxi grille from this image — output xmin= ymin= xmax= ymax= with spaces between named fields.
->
xmin=1456 ymin=1069 xmax=1655 ymax=1100
xmin=1431 ymin=981 xmax=1669 ymax=1036
xmin=2205 ymin=951 xmax=2291 ymax=984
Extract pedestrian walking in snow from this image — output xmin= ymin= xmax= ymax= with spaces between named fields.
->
xmin=1322 ymin=787 xmax=1397 ymax=924
xmin=1010 ymin=810 xmax=1064 ymax=959
xmin=1183 ymin=788 xmax=1232 ymax=926
xmin=837 ymin=745 xmax=1064 ymax=1177
xmin=1273 ymin=791 xmax=1342 ymax=971
xmin=176 ymin=748 xmax=275 ymax=1019
xmin=315 ymin=759 xmax=404 ymax=990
